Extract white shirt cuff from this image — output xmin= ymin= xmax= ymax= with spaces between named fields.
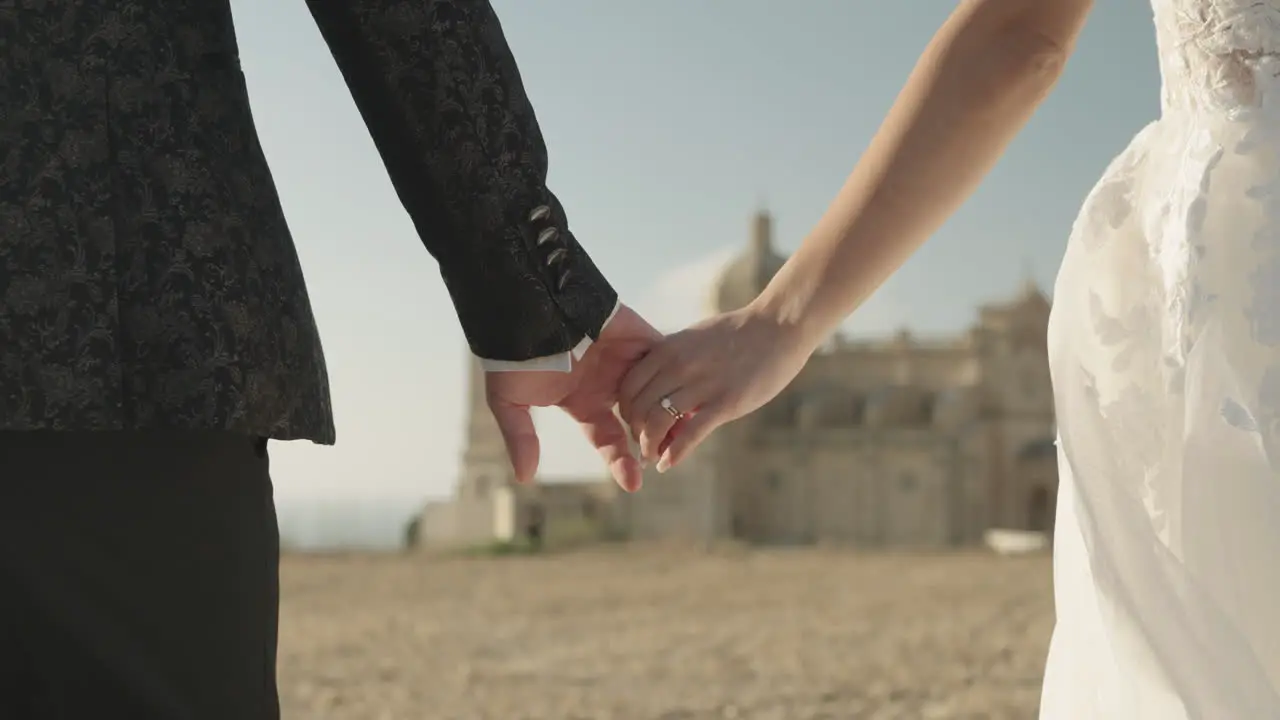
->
xmin=477 ymin=301 xmax=621 ymax=373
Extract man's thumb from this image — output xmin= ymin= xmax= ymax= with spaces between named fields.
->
xmin=489 ymin=401 xmax=540 ymax=484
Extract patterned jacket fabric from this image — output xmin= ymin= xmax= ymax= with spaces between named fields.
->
xmin=0 ymin=0 xmax=617 ymax=444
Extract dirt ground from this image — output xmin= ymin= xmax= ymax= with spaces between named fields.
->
xmin=278 ymin=546 xmax=1055 ymax=720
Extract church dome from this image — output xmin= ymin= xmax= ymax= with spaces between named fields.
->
xmin=710 ymin=209 xmax=788 ymax=313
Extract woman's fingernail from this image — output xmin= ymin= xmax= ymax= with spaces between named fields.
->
xmin=656 ymin=455 xmax=671 ymax=473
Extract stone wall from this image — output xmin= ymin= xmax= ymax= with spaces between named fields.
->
xmin=414 ymin=492 xmax=516 ymax=548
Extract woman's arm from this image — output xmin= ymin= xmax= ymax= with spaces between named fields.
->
xmin=755 ymin=0 xmax=1093 ymax=350
xmin=618 ymin=0 xmax=1094 ymax=468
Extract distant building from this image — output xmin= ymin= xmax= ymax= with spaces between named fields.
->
xmin=414 ymin=210 xmax=1058 ymax=549
xmin=412 ymin=352 xmax=622 ymax=548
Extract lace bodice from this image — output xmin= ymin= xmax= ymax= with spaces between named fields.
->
xmin=1153 ymin=0 xmax=1280 ymax=113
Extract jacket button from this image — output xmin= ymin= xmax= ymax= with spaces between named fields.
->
xmin=545 ymin=247 xmax=567 ymax=266
xmin=536 ymin=227 xmax=559 ymax=246
xmin=556 ymin=270 xmax=572 ymax=291
xmin=528 ymin=205 xmax=551 ymax=222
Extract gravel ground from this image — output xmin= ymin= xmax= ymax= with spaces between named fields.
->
xmin=278 ymin=546 xmax=1054 ymax=720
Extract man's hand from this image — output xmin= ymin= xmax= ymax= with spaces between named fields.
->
xmin=484 ymin=304 xmax=660 ymax=492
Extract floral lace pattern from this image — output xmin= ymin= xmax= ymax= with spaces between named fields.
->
xmin=1039 ymin=2 xmax=1280 ymax=716
xmin=1154 ymin=0 xmax=1280 ymax=111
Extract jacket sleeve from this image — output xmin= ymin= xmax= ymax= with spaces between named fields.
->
xmin=304 ymin=0 xmax=617 ymax=361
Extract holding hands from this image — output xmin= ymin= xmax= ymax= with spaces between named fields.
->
xmin=600 ymin=0 xmax=1094 ymax=484
xmin=485 ymin=299 xmax=818 ymax=493
xmin=486 ymin=304 xmax=661 ymax=493
xmin=617 ymin=303 xmax=817 ymax=473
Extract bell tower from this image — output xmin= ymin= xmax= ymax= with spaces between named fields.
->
xmin=456 ymin=355 xmax=516 ymax=500
xmin=750 ymin=206 xmax=772 ymax=256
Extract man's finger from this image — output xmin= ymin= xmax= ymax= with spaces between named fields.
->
xmin=573 ymin=405 xmax=643 ymax=493
xmin=656 ymin=401 xmax=728 ymax=473
xmin=489 ymin=401 xmax=540 ymax=484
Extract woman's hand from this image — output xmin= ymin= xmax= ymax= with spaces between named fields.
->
xmin=617 ymin=305 xmax=817 ymax=472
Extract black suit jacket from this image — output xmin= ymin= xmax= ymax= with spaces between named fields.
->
xmin=0 ymin=0 xmax=616 ymax=444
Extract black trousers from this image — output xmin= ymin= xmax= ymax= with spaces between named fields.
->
xmin=0 ymin=431 xmax=280 ymax=719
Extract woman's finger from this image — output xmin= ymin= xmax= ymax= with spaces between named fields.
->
xmin=637 ymin=384 xmax=708 ymax=461
xmin=621 ymin=358 xmax=689 ymax=433
xmin=656 ymin=400 xmax=730 ymax=472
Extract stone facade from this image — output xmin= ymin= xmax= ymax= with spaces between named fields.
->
xmin=416 ymin=210 xmax=1059 ymax=550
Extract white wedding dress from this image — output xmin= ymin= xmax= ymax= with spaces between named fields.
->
xmin=1042 ymin=1 xmax=1280 ymax=717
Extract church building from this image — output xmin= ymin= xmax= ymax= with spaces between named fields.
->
xmin=415 ymin=210 xmax=1059 ymax=549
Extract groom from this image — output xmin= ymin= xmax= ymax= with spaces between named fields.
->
xmin=0 ymin=1 xmax=651 ymax=718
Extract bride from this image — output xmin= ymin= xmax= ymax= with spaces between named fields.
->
xmin=618 ymin=1 xmax=1280 ymax=717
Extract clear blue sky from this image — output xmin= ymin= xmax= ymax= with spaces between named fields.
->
xmin=227 ymin=2 xmax=1159 ymax=505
